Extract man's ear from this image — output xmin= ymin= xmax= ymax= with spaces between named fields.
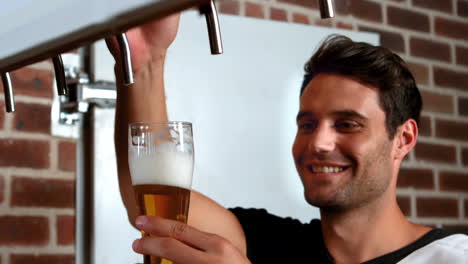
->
xmin=394 ymin=119 xmax=418 ymax=161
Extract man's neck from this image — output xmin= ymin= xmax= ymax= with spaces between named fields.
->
xmin=319 ymin=194 xmax=431 ymax=264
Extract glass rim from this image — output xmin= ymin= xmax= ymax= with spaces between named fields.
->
xmin=129 ymin=121 xmax=192 ymax=128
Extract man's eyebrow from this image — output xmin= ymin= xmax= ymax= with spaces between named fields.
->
xmin=296 ymin=110 xmax=368 ymax=122
xmin=296 ymin=111 xmax=314 ymax=122
xmin=331 ymin=110 xmax=368 ymax=120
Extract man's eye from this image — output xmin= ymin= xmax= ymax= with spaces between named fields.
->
xmin=335 ymin=120 xmax=360 ymax=131
xmin=298 ymin=121 xmax=317 ymax=131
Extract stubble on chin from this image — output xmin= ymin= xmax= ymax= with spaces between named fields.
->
xmin=305 ymin=140 xmax=394 ymax=213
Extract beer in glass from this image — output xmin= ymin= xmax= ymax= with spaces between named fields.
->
xmin=129 ymin=122 xmax=194 ymax=264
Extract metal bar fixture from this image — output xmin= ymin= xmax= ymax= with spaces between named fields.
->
xmin=53 ymin=55 xmax=68 ymax=96
xmin=116 ymin=33 xmax=135 ymax=86
xmin=318 ymin=0 xmax=335 ymax=19
xmin=200 ymin=0 xmax=223 ymax=55
xmin=2 ymin=72 xmax=15 ymax=113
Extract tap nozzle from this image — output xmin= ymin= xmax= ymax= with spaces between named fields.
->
xmin=318 ymin=0 xmax=335 ymax=18
xmin=116 ymin=33 xmax=134 ymax=85
xmin=2 ymin=72 xmax=15 ymax=113
xmin=53 ymin=55 xmax=68 ymax=96
xmin=200 ymin=0 xmax=223 ymax=55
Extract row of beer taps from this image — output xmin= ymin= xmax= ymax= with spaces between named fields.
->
xmin=1 ymin=0 xmax=334 ymax=113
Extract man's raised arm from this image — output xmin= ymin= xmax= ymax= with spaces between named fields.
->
xmin=110 ymin=14 xmax=248 ymax=260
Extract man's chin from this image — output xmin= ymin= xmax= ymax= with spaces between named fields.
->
xmin=305 ymin=193 xmax=348 ymax=212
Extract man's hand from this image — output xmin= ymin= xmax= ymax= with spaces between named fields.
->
xmin=133 ymin=216 xmax=251 ymax=264
xmin=106 ymin=13 xmax=180 ymax=72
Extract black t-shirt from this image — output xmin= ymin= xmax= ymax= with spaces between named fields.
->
xmin=229 ymin=207 xmax=452 ymax=264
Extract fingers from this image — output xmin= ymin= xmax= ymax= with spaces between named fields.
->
xmin=105 ymin=35 xmax=120 ymax=61
xmin=133 ymin=236 xmax=208 ymax=264
xmin=134 ymin=216 xmax=251 ymax=264
xmin=135 ymin=216 xmax=220 ymax=251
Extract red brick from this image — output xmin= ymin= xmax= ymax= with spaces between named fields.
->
xmin=417 ymin=197 xmax=458 ymax=217
xmin=358 ymin=26 xmax=405 ymax=53
xmin=0 ymin=216 xmax=49 ymax=246
xmin=462 ymin=148 xmax=468 ymax=166
xmin=413 ymin=0 xmax=453 ymax=13
xmin=0 ymin=175 xmax=3 ymax=204
xmin=397 ymin=196 xmax=411 ymax=216
xmin=419 ymin=116 xmax=432 ymax=137
xmin=465 ymin=199 xmax=468 ymax=218
xmin=436 ymin=119 xmax=468 ymax=141
xmin=270 ymin=8 xmax=287 ymax=22
xmin=387 ymin=6 xmax=430 ymax=32
xmin=278 ymin=0 xmax=317 ymax=9
xmin=420 ymin=90 xmax=454 ymax=114
xmin=439 ymin=171 xmax=468 ymax=192
xmin=0 ymin=101 xmax=4 ymax=129
xmin=0 ymin=68 xmax=53 ymax=99
xmin=406 ymin=61 xmax=429 ymax=85
xmin=350 ymin=0 xmax=382 ymax=22
xmin=459 ymin=97 xmax=468 ymax=117
xmin=292 ymin=13 xmax=309 ymax=25
xmin=245 ymin=2 xmax=264 ymax=19
xmin=337 ymin=22 xmax=353 ymax=30
xmin=442 ymin=225 xmax=468 ymax=235
xmin=58 ymin=141 xmax=76 ymax=172
xmin=456 ymin=46 xmax=468 ymax=66
xmin=435 ymin=17 xmax=468 ymax=41
xmin=13 ymin=103 xmax=51 ymax=133
xmin=397 ymin=168 xmax=434 ymax=189
xmin=0 ymin=139 xmax=49 ymax=169
xmin=57 ymin=215 xmax=75 ymax=245
xmin=315 ymin=19 xmax=333 ymax=28
xmin=459 ymin=0 xmax=468 ymax=17
xmin=335 ymin=0 xmax=351 ymax=15
xmin=10 ymin=255 xmax=74 ymax=264
xmin=11 ymin=177 xmax=75 ymax=208
xmin=410 ymin=37 xmax=451 ymax=63
xmin=434 ymin=66 xmax=468 ymax=92
xmin=218 ymin=0 xmax=239 ymax=15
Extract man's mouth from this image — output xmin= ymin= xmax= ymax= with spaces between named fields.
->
xmin=307 ymin=165 xmax=349 ymax=174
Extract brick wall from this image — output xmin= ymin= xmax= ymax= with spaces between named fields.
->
xmin=0 ymin=64 xmax=76 ymax=263
xmin=217 ymin=0 xmax=468 ymax=232
xmin=1 ymin=0 xmax=468 ymax=262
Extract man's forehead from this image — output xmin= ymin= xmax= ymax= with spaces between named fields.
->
xmin=299 ymin=74 xmax=384 ymax=117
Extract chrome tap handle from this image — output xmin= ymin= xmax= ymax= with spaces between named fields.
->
xmin=2 ymin=72 xmax=15 ymax=113
xmin=53 ymin=55 xmax=68 ymax=95
xmin=318 ymin=0 xmax=335 ymax=18
xmin=200 ymin=0 xmax=223 ymax=55
xmin=116 ymin=33 xmax=134 ymax=85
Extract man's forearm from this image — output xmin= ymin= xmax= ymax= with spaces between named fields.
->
xmin=114 ymin=55 xmax=169 ymax=224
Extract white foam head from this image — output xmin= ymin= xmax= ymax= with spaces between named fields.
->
xmin=129 ymin=142 xmax=194 ymax=189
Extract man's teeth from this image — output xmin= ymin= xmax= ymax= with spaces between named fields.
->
xmin=311 ymin=166 xmax=345 ymax=173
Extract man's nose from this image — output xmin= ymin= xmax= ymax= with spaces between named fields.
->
xmin=307 ymin=124 xmax=336 ymax=153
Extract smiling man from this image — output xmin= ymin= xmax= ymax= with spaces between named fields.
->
xmin=112 ymin=15 xmax=468 ymax=264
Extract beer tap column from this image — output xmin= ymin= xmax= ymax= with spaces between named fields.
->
xmin=2 ymin=72 xmax=15 ymax=113
xmin=200 ymin=0 xmax=223 ymax=55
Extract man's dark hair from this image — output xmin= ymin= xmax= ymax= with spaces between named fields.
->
xmin=300 ymin=34 xmax=423 ymax=139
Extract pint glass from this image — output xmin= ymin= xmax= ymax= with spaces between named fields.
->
xmin=129 ymin=122 xmax=194 ymax=264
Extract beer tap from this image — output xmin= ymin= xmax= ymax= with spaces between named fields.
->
xmin=200 ymin=0 xmax=223 ymax=55
xmin=2 ymin=72 xmax=15 ymax=113
xmin=116 ymin=33 xmax=134 ymax=86
xmin=53 ymin=55 xmax=68 ymax=96
xmin=318 ymin=0 xmax=335 ymax=18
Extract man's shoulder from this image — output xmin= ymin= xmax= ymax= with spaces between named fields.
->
xmin=398 ymin=233 xmax=468 ymax=264
xmin=228 ymin=207 xmax=322 ymax=237
xmin=229 ymin=207 xmax=320 ymax=226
